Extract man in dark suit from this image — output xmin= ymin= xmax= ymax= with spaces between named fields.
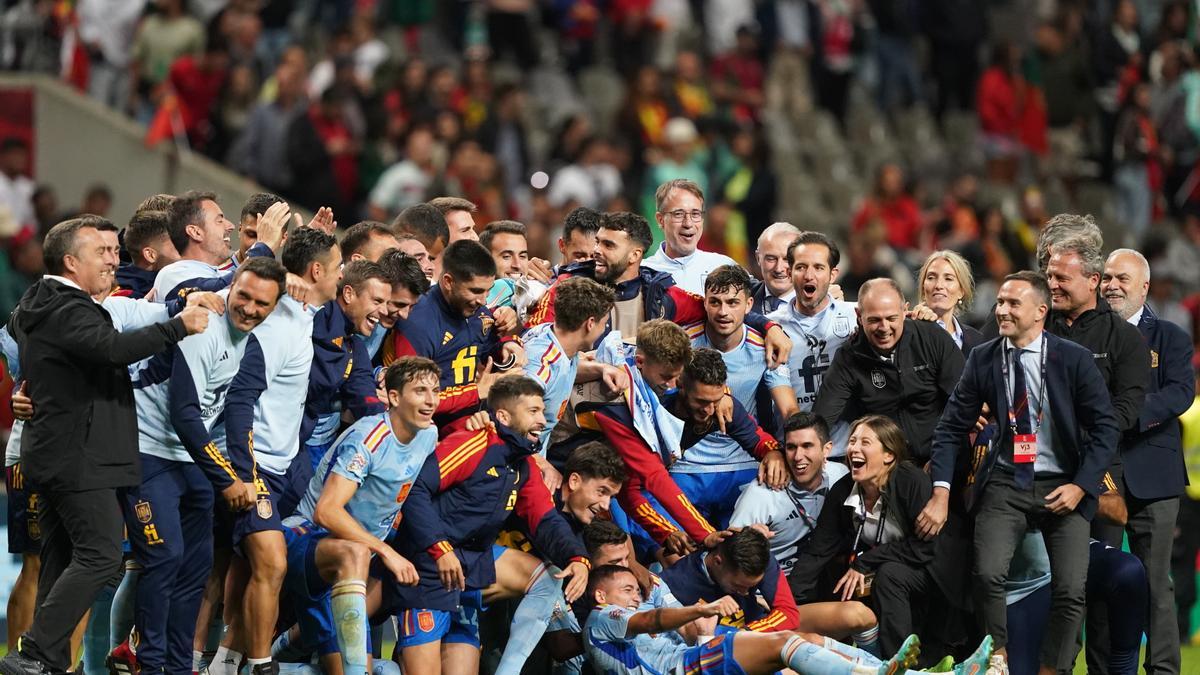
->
xmin=919 ymin=271 xmax=1121 ymax=675
xmin=749 ymin=222 xmax=801 ymax=315
xmin=1098 ymin=248 xmax=1194 ymax=675
xmin=0 ymin=218 xmax=206 ymax=675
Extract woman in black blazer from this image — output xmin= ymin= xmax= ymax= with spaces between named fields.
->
xmin=788 ymin=415 xmax=973 ymax=662
xmin=917 ymin=250 xmax=986 ymax=355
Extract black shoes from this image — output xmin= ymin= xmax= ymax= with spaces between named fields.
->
xmin=0 ymin=651 xmax=54 ymax=675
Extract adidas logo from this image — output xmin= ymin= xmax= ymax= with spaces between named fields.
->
xmin=486 ymin=467 xmax=499 ymax=477
xmin=442 ymin=331 xmax=454 ymax=345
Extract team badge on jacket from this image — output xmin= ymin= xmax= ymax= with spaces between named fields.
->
xmin=257 ymin=498 xmax=273 ymax=519
xmin=871 ymin=370 xmax=886 ymax=388
xmin=833 ymin=316 xmax=853 ymax=338
xmin=135 ymin=500 xmax=153 ymax=523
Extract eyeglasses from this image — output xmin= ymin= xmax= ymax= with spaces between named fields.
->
xmin=663 ymin=209 xmax=705 ymax=223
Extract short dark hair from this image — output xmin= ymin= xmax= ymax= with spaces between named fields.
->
xmin=704 ymin=264 xmax=752 ymax=297
xmin=582 ymin=520 xmax=629 ymax=557
xmin=636 ymin=319 xmax=691 ymax=367
xmin=428 ymin=196 xmax=476 ymax=215
xmin=553 ymin=277 xmax=615 ymax=332
xmin=479 ymin=220 xmax=527 ymax=254
xmin=565 ymin=441 xmax=628 ymax=485
xmin=783 ymin=411 xmax=830 ymax=446
xmin=716 ymin=528 xmax=771 ymax=577
xmin=341 ymin=221 xmax=396 ymax=259
xmin=1005 ymin=270 xmax=1051 ymax=306
xmin=167 ymin=190 xmax=218 ymax=255
xmin=442 ymin=239 xmax=497 ymax=281
xmin=586 ymin=564 xmax=637 ymax=597
xmin=281 ymin=226 xmax=338 ymax=276
xmin=392 ymin=203 xmax=449 ymax=249
xmin=563 ymin=206 xmax=602 ymax=241
xmin=233 ymin=257 xmax=288 ymax=299
xmin=377 ymin=249 xmax=430 ymax=297
xmin=239 ymin=192 xmax=285 ymax=222
xmin=785 ymin=231 xmax=840 ymax=269
xmin=599 ymin=211 xmax=653 ymax=253
xmin=124 ymin=210 xmax=171 ymax=262
xmin=43 ymin=216 xmax=112 ymax=275
xmin=486 ymin=374 xmax=545 ymax=412
xmin=84 ymin=183 xmax=112 ymax=203
xmin=136 ymin=193 xmax=176 ymax=214
xmin=383 ymin=356 xmax=441 ymax=393
xmin=340 ymin=259 xmax=389 ymax=294
xmin=681 ymin=348 xmax=727 ymax=388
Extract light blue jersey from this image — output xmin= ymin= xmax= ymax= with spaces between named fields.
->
xmin=133 ymin=307 xmax=252 ymax=464
xmin=2 ymin=327 xmax=21 ymax=468
xmin=151 ymin=259 xmax=223 ymax=303
xmin=294 ymin=414 xmax=438 ymax=539
xmin=673 ymin=323 xmax=791 ymax=473
xmin=225 ymin=296 xmax=316 ymax=476
xmin=522 ymin=323 xmax=577 ymax=454
xmin=584 ymin=604 xmax=690 ymax=674
xmin=643 ymin=573 xmax=680 ymax=610
xmin=364 ymin=322 xmax=387 ymax=360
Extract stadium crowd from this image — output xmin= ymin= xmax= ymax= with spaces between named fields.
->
xmin=0 ymin=1 xmax=1199 ymax=675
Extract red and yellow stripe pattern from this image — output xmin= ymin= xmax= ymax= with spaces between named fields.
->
xmin=363 ymin=420 xmax=390 ymax=454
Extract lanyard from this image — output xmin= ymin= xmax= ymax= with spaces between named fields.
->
xmin=785 ymin=486 xmax=821 ymax=532
xmin=1001 ymin=333 xmax=1047 ymax=436
xmin=850 ymin=484 xmax=887 ymax=558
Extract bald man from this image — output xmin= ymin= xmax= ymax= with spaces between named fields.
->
xmin=812 ymin=278 xmax=964 ymax=463
xmin=1096 ymin=249 xmax=1194 ymax=674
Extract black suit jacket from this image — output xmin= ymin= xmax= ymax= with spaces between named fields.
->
xmin=1123 ymin=306 xmax=1195 ymax=500
xmin=962 ymin=324 xmax=986 ymax=356
xmin=929 ymin=332 xmax=1121 ymax=520
xmin=749 ymin=279 xmax=790 ymax=316
xmin=8 ymin=278 xmax=187 ymax=491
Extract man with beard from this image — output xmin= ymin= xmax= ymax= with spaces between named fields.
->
xmin=527 ymin=211 xmax=791 ymax=368
xmin=813 ymin=279 xmax=964 ymax=465
xmin=766 ymin=232 xmax=858 ymax=427
xmin=152 ymin=192 xmax=287 ymax=301
xmin=384 ymin=240 xmax=526 ymax=431
xmin=385 ymin=375 xmax=590 ymax=675
xmin=1096 ymin=248 xmax=1193 ymax=675
xmin=750 ymin=222 xmax=801 ymax=315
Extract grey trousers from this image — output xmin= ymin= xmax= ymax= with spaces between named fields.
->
xmin=974 ymin=473 xmax=1091 ymax=672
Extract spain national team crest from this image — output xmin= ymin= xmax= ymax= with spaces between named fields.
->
xmin=833 ymin=315 xmax=852 ymax=338
xmin=417 ymin=610 xmax=435 ymax=632
xmin=257 ymin=498 xmax=273 ymax=519
xmin=871 ymin=370 xmax=886 ymax=388
xmin=135 ymin=500 xmax=153 ymax=524
xmin=481 ymin=317 xmax=495 ymax=338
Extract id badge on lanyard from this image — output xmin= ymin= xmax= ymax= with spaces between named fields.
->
xmin=1003 ymin=335 xmax=1046 ymax=465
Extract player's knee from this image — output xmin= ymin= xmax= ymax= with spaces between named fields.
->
xmin=1108 ymin=554 xmax=1148 ymax=595
xmin=845 ymin=601 xmax=877 ymax=632
xmin=253 ymin=550 xmax=288 ymax=585
xmin=329 ymin=539 xmax=370 ymax=579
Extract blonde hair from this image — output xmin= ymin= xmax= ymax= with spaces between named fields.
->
xmin=636 ymin=319 xmax=692 ymax=368
xmin=918 ymin=250 xmax=975 ymax=315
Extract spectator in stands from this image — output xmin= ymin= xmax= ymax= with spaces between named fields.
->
xmin=642 ymin=119 xmax=708 ymax=219
xmin=166 ymin=37 xmax=230 ymax=151
xmin=230 ymin=59 xmax=307 ymax=196
xmin=369 ymin=125 xmax=437 ymax=221
xmin=1094 ymin=0 xmax=1143 ymax=179
xmin=0 ymin=139 xmax=34 ymax=232
xmin=868 ymin=0 xmax=922 ymax=115
xmin=478 ymin=84 xmax=531 ymax=201
xmin=1031 ymin=14 xmax=1092 ymax=187
xmin=1114 ymin=81 xmax=1159 ymax=241
xmin=977 ymin=41 xmax=1044 ymax=184
xmin=548 ymin=136 xmax=623 ymax=212
xmin=852 ymin=164 xmax=922 ymax=255
xmin=710 ymin=27 xmax=766 ymax=124
xmin=129 ymin=0 xmax=205 ymax=118
xmin=669 ymin=50 xmax=714 ymax=121
xmin=31 ymin=187 xmax=57 ymax=240
xmin=924 ymin=0 xmax=986 ymax=121
xmin=712 ymin=124 xmax=776 ymax=257
xmin=76 ymin=0 xmax=145 ymax=112
xmin=287 ymin=89 xmax=359 ymax=216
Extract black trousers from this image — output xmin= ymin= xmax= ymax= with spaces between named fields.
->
xmin=22 ymin=487 xmax=124 ymax=671
xmin=872 ymin=561 xmax=935 ymax=656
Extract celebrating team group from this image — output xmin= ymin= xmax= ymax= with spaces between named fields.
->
xmin=0 ymin=176 xmax=1185 ymax=675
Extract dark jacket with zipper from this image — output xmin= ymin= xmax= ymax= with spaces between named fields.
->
xmin=8 ymin=278 xmax=187 ymax=491
xmin=787 ymin=461 xmax=971 ymax=609
xmin=813 ymin=318 xmax=965 ymax=464
xmin=1046 ymin=297 xmax=1149 ymax=434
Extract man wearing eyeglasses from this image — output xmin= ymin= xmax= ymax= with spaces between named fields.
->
xmin=643 ymin=179 xmax=737 ymax=295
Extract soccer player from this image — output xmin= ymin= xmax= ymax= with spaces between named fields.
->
xmin=384 ymin=240 xmax=525 ymax=430
xmin=391 ymin=203 xmax=449 ymax=278
xmin=300 ymin=260 xmax=390 ymax=471
xmin=207 ymin=227 xmax=348 ymax=675
xmin=583 ymin=565 xmax=993 ymax=675
xmin=767 ymin=232 xmax=857 ymax=424
xmin=730 ymin=412 xmax=849 ymax=575
xmin=123 ymin=258 xmax=287 ymax=675
xmin=229 ymin=193 xmax=286 ymax=269
xmin=279 ymin=357 xmax=441 ymax=675
xmin=340 ymin=222 xmax=401 ymax=264
xmin=677 ymin=265 xmax=798 ymax=525
xmin=152 ymin=191 xmax=287 ymax=301
xmin=479 ymin=220 xmax=546 ymax=321
xmin=387 ymin=375 xmax=590 ymax=675
xmin=114 ymin=209 xmax=180 ymax=299
xmin=369 ymin=250 xmax=429 ymax=362
xmin=521 ymin=276 xmax=619 ymax=486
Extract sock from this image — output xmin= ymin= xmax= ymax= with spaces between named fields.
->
xmin=495 ymin=564 xmax=567 ymax=675
xmin=109 ymin=564 xmax=140 ymax=649
xmin=84 ymin=584 xmax=116 ymax=674
xmin=210 ymin=646 xmax=242 ymax=675
xmin=822 ymin=637 xmax=883 ymax=667
xmin=781 ymin=636 xmax=877 ymax=675
xmin=330 ymin=580 xmax=368 ymax=675
xmin=246 ymin=657 xmax=271 ymax=670
xmin=193 ymin=651 xmax=205 ymax=672
xmin=852 ymin=626 xmax=881 ymax=657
